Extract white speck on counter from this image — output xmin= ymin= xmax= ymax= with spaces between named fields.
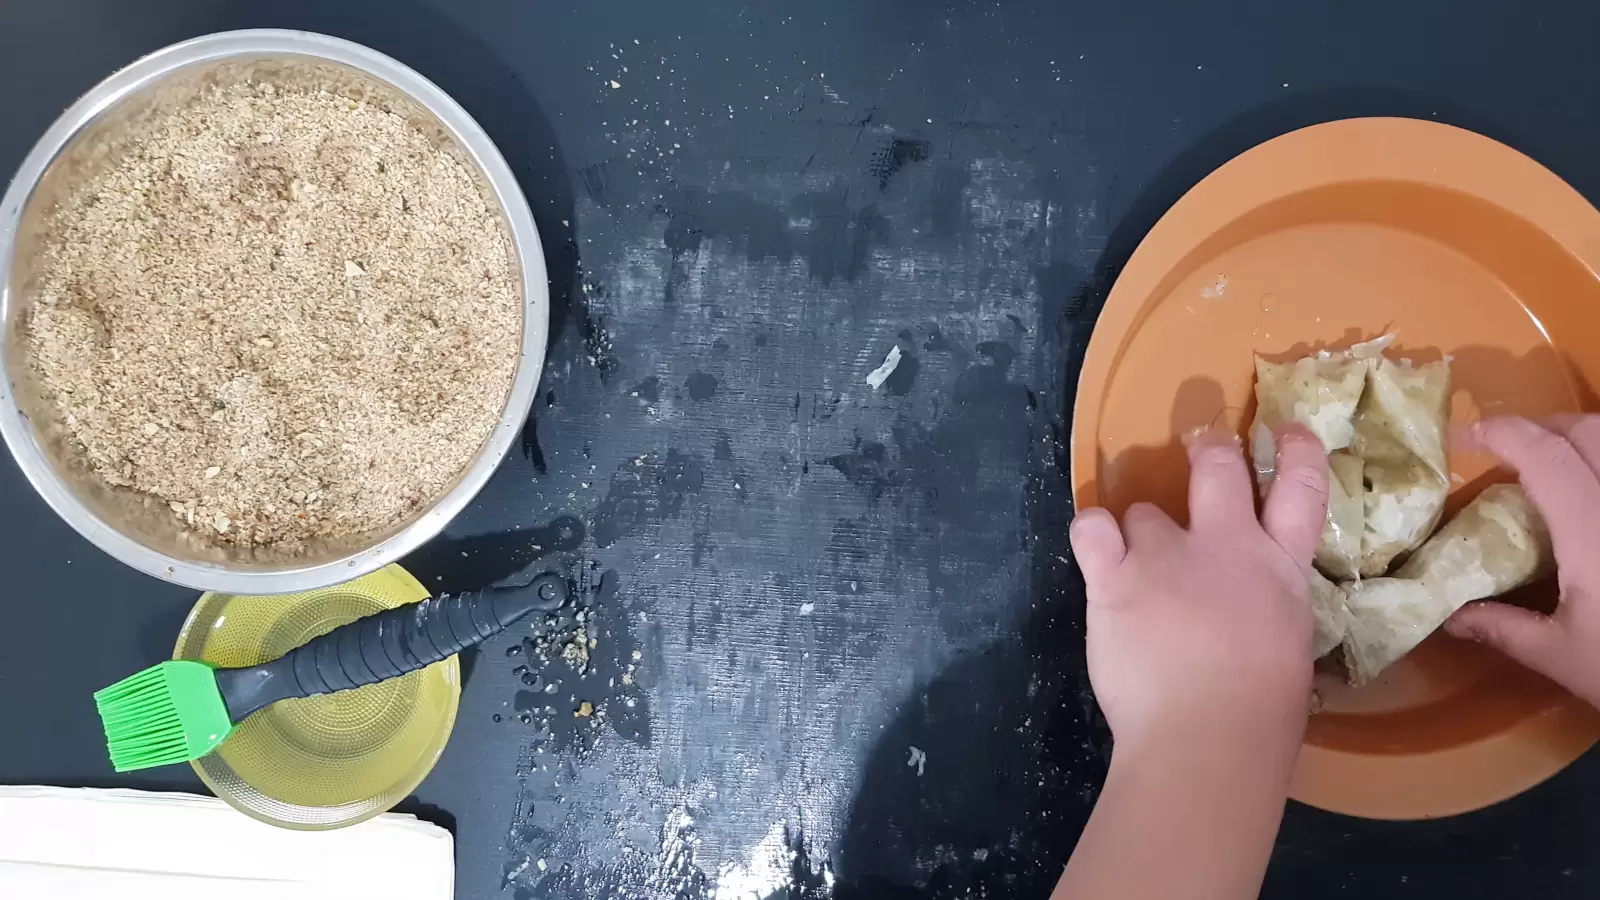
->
xmin=907 ymin=745 xmax=927 ymax=776
xmin=798 ymin=601 xmax=815 ymax=616
xmin=343 ymin=259 xmax=365 ymax=277
xmin=865 ymin=345 xmax=903 ymax=389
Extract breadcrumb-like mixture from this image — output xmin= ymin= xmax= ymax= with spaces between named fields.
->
xmin=26 ymin=81 xmax=521 ymax=547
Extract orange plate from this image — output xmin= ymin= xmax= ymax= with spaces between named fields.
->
xmin=1070 ymin=117 xmax=1600 ymax=820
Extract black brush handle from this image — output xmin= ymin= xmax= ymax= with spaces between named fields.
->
xmin=215 ymin=573 xmax=569 ymax=723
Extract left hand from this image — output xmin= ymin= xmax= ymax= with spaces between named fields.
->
xmin=1070 ymin=426 xmax=1330 ymax=750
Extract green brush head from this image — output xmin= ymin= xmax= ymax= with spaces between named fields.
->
xmin=93 ymin=660 xmax=234 ymax=773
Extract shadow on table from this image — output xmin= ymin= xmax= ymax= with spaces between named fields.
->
xmin=827 ymin=85 xmax=1527 ymax=897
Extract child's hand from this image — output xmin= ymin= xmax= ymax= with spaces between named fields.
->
xmin=1070 ymin=426 xmax=1330 ymax=750
xmin=1447 ymin=416 xmax=1600 ymax=709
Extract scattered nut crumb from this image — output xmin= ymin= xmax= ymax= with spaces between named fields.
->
xmin=561 ymin=626 xmax=592 ymax=672
xmin=575 ymin=701 xmax=594 ymax=718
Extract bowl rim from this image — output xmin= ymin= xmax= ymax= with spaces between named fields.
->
xmin=0 ymin=29 xmax=549 ymax=594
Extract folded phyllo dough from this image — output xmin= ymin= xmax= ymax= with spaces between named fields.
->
xmin=1350 ymin=356 xmax=1452 ymax=577
xmin=1250 ymin=346 xmax=1373 ymax=579
xmin=1317 ymin=451 xmax=1366 ymax=581
xmin=1308 ymin=568 xmax=1350 ymax=660
xmin=1339 ymin=484 xmax=1552 ymax=684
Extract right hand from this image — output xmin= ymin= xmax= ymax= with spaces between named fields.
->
xmin=1446 ymin=416 xmax=1600 ymax=708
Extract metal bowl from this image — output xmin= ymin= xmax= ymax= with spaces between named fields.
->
xmin=0 ymin=30 xmax=548 ymax=594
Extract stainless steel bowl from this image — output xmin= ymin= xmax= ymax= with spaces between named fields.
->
xmin=0 ymin=30 xmax=548 ymax=593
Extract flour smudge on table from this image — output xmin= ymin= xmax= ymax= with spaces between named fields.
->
xmin=485 ymin=145 xmax=1107 ymax=898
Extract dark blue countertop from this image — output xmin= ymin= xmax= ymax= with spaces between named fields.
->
xmin=3 ymin=2 xmax=1600 ymax=897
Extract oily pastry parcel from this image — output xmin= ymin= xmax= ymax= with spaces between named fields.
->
xmin=1250 ymin=338 xmax=1551 ymax=682
xmin=1252 ymin=336 xmax=1449 ymax=582
xmin=1339 ymin=484 xmax=1553 ymax=684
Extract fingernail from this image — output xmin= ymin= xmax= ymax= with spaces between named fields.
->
xmin=1271 ymin=422 xmax=1323 ymax=448
xmin=1182 ymin=424 xmax=1238 ymax=450
xmin=1443 ymin=619 xmax=1477 ymax=642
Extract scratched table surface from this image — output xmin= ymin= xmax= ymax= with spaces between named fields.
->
xmin=4 ymin=1 xmax=1600 ymax=897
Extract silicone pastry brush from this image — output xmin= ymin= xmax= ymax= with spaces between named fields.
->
xmin=93 ymin=573 xmax=569 ymax=772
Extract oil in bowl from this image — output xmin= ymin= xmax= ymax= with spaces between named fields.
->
xmin=173 ymin=563 xmax=459 ymax=829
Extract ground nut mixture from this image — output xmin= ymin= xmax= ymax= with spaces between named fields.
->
xmin=26 ymin=81 xmax=521 ymax=546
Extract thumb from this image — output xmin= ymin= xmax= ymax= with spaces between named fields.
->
xmin=1070 ymin=507 xmax=1126 ymax=589
xmin=1260 ymin=425 xmax=1330 ymax=563
xmin=1445 ymin=601 xmax=1565 ymax=670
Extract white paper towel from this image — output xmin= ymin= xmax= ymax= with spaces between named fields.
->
xmin=0 ymin=786 xmax=453 ymax=899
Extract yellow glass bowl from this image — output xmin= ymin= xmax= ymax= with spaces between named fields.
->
xmin=172 ymin=564 xmax=460 ymax=830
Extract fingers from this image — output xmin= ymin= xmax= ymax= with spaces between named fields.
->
xmin=1186 ymin=428 xmax=1258 ymax=532
xmin=1473 ymin=417 xmax=1600 ymax=573
xmin=1070 ymin=507 xmax=1126 ymax=587
xmin=1539 ymin=414 xmax=1600 ymax=478
xmin=1122 ymin=501 xmax=1183 ymax=552
xmin=1260 ymin=425 xmax=1331 ymax=564
xmin=1445 ymin=601 xmax=1568 ymax=680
